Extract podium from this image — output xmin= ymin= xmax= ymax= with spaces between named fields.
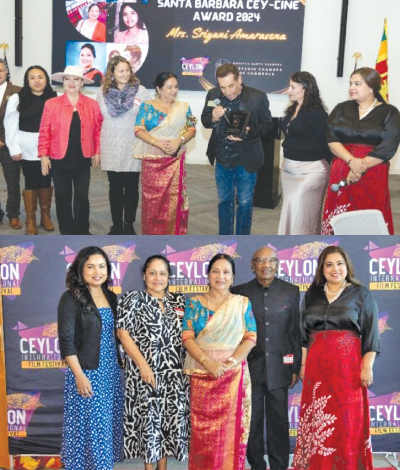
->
xmin=253 ymin=117 xmax=282 ymax=209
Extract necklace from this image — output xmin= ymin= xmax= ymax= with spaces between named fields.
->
xmin=206 ymin=291 xmax=230 ymax=311
xmin=205 ymin=292 xmax=232 ymax=341
xmin=146 ymin=290 xmax=165 ymax=310
xmin=358 ymin=98 xmax=377 ymax=118
xmin=324 ymin=280 xmax=347 ymax=303
xmin=90 ymin=289 xmax=103 ymax=303
xmin=157 ymin=98 xmax=173 ymax=114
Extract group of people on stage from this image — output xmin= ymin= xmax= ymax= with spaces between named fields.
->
xmin=1 ymin=57 xmax=399 ymax=235
xmin=58 ymin=244 xmax=379 ymax=470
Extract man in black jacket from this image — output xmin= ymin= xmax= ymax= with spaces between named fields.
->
xmin=232 ymin=246 xmax=301 ymax=470
xmin=201 ymin=63 xmax=273 ymax=235
xmin=0 ymin=59 xmax=21 ymax=229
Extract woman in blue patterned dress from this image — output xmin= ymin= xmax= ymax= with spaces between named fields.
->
xmin=58 ymin=246 xmax=124 ymax=470
xmin=117 ymin=254 xmax=189 ymax=470
xmin=133 ymin=72 xmax=196 ymax=235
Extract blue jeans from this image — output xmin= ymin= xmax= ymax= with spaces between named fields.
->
xmin=215 ymin=162 xmax=257 ymax=235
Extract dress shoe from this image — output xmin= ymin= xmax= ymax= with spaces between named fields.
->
xmin=123 ymin=222 xmax=137 ymax=235
xmin=9 ymin=218 xmax=22 ymax=230
xmin=108 ymin=225 xmax=123 ymax=235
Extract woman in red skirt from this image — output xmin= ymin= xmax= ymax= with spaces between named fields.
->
xmin=292 ymin=246 xmax=380 ymax=470
xmin=322 ymin=67 xmax=400 ymax=234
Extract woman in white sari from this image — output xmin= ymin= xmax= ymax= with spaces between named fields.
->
xmin=134 ymin=72 xmax=196 ymax=235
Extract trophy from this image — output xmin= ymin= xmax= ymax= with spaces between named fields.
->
xmin=224 ymin=110 xmax=252 ymax=139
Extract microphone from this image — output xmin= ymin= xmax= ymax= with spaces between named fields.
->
xmin=214 ymin=99 xmax=231 ymax=125
xmin=330 ymin=180 xmax=348 ymax=192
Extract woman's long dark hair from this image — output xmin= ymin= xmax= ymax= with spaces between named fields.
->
xmin=119 ymin=3 xmax=145 ymax=31
xmin=66 ymin=246 xmax=113 ymax=314
xmin=310 ymin=246 xmax=361 ymax=288
xmin=18 ymin=65 xmax=56 ymax=113
xmin=284 ymin=71 xmax=326 ymax=118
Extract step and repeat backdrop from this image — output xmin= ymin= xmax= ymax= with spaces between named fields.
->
xmin=56 ymin=0 xmax=306 ymax=92
xmin=1 ymin=235 xmax=400 ymax=454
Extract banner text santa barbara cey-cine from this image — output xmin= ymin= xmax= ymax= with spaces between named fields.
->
xmin=135 ymin=0 xmax=305 ymax=92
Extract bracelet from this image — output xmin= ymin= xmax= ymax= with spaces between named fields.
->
xmin=228 ymin=356 xmax=238 ymax=366
xmin=347 ymin=157 xmax=353 ymax=166
xmin=150 ymin=138 xmax=157 ymax=147
xmin=180 ymin=135 xmax=186 ymax=145
xmin=199 ymin=355 xmax=209 ymax=365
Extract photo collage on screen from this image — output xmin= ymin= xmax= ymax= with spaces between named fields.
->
xmin=65 ymin=1 xmax=149 ymax=85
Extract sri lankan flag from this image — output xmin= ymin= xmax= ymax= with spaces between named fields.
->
xmin=376 ymin=18 xmax=388 ymax=102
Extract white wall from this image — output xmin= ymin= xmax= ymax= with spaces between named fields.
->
xmin=1 ymin=0 xmax=399 ymax=170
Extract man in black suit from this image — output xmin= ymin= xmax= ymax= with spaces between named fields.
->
xmin=232 ymin=246 xmax=301 ymax=470
xmin=201 ymin=63 xmax=273 ymax=235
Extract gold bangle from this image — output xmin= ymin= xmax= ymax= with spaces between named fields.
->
xmin=199 ymin=355 xmax=209 ymax=365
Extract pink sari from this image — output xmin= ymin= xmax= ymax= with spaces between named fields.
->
xmin=183 ymin=296 xmax=254 ymax=470
xmin=133 ymin=101 xmax=190 ymax=235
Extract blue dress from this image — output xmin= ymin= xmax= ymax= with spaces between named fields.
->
xmin=61 ymin=307 xmax=124 ymax=470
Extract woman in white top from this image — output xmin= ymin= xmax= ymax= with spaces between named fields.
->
xmin=97 ymin=55 xmax=150 ymax=235
xmin=5 ymin=65 xmax=57 ymax=234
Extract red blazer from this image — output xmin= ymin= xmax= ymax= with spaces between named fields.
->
xmin=38 ymin=93 xmax=103 ymax=159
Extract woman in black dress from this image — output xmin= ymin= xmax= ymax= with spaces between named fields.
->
xmin=278 ymin=71 xmax=331 ymax=235
xmin=116 ymin=255 xmax=189 ymax=470
xmin=322 ymin=67 xmax=400 ymax=234
xmin=292 ymin=245 xmax=379 ymax=470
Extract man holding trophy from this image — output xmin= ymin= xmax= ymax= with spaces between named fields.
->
xmin=201 ymin=63 xmax=273 ymax=235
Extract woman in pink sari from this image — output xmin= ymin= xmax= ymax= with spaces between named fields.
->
xmin=134 ymin=72 xmax=196 ymax=235
xmin=182 ymin=254 xmax=257 ymax=470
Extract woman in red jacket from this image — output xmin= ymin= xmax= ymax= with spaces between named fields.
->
xmin=38 ymin=66 xmax=103 ymax=234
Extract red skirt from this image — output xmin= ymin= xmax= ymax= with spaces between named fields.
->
xmin=292 ymin=330 xmax=373 ymax=470
xmin=321 ymin=143 xmax=393 ymax=235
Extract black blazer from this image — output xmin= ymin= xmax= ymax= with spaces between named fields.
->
xmin=201 ymin=84 xmax=273 ymax=173
xmin=58 ymin=289 xmax=122 ymax=370
xmin=232 ymin=277 xmax=301 ymax=390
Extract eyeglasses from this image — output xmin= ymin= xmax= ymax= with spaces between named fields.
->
xmin=252 ymin=257 xmax=278 ymax=265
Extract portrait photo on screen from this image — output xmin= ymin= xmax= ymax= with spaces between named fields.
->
xmin=66 ymin=1 xmax=107 ymax=42
xmin=65 ymin=41 xmax=107 ymax=86
xmin=106 ymin=2 xmax=149 ymax=45
xmin=106 ymin=43 xmax=149 ymax=74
